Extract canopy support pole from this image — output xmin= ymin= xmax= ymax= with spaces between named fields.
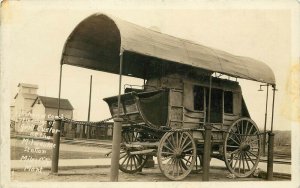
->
xmin=203 ymin=74 xmax=212 ymax=181
xmin=58 ymin=64 xmax=63 ymax=116
xmin=270 ymin=85 xmax=276 ymax=133
xmin=51 ymin=63 xmax=63 ymax=174
xmin=110 ymin=50 xmax=124 ymax=182
xmin=267 ymin=85 xmax=276 ymax=180
xmin=262 ymin=84 xmax=269 ymax=156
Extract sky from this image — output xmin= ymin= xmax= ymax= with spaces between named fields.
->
xmin=2 ymin=1 xmax=299 ymax=131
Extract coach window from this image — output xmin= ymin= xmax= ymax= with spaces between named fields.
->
xmin=193 ymin=85 xmax=204 ymax=111
xmin=224 ymin=91 xmax=233 ymax=114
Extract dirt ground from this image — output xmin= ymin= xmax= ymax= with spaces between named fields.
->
xmin=10 ymin=137 xmax=291 ymax=182
xmin=11 ymin=166 xmax=288 ymax=182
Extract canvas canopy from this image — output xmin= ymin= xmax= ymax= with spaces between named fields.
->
xmin=61 ymin=13 xmax=276 ymax=85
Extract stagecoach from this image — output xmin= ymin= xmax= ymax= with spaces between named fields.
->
xmin=60 ymin=13 xmax=276 ymax=180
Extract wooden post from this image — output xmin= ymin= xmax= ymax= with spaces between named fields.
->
xmin=51 ymin=62 xmax=63 ymax=174
xmin=202 ymin=124 xmax=212 ymax=181
xmin=110 ymin=50 xmax=123 ymax=182
xmin=51 ymin=119 xmax=62 ymax=173
xmin=267 ymin=132 xmax=274 ymax=180
xmin=202 ymin=75 xmax=212 ymax=181
xmin=110 ymin=118 xmax=123 ymax=181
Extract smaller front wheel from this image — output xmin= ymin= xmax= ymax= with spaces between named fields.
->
xmin=119 ymin=128 xmax=148 ymax=173
xmin=119 ymin=148 xmax=148 ymax=173
xmin=157 ymin=131 xmax=196 ymax=180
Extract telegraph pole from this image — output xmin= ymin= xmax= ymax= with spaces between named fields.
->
xmin=87 ymin=75 xmax=92 ymax=139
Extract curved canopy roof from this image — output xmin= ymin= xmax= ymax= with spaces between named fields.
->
xmin=61 ymin=13 xmax=275 ymax=85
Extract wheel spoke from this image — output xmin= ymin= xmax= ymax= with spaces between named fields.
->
xmin=121 ymin=155 xmax=129 ymax=166
xmin=227 ymin=145 xmax=239 ymax=148
xmin=247 ymin=150 xmax=259 ymax=158
xmin=172 ymin=159 xmax=175 ymax=176
xmin=176 ymin=132 xmax=179 ymax=148
xmin=178 ymin=159 xmax=184 ymax=173
xmin=236 ymin=123 xmax=243 ymax=142
xmin=165 ymin=158 xmax=174 ymax=173
xmin=166 ymin=137 xmax=175 ymax=150
xmin=241 ymin=121 xmax=244 ymax=142
xmin=233 ymin=152 xmax=241 ymax=170
xmin=241 ymin=152 xmax=245 ymax=174
xmin=229 ymin=148 xmax=240 ymax=156
xmin=229 ymin=136 xmax=240 ymax=145
xmin=242 ymin=121 xmax=249 ymax=142
xmin=119 ymin=153 xmax=127 ymax=160
xmin=245 ymin=152 xmax=255 ymax=165
xmin=125 ymin=156 xmax=131 ymax=169
xmin=171 ymin=134 xmax=176 ymax=149
xmin=180 ymin=159 xmax=188 ymax=170
xmin=238 ymin=152 xmax=242 ymax=174
xmin=180 ymin=134 xmax=189 ymax=148
xmin=245 ymin=121 xmax=249 ymax=136
xmin=182 ymin=140 xmax=192 ymax=151
xmin=176 ymin=159 xmax=180 ymax=177
xmin=244 ymin=153 xmax=251 ymax=170
xmin=161 ymin=151 xmax=174 ymax=155
xmin=132 ymin=155 xmax=137 ymax=170
xmin=230 ymin=131 xmax=241 ymax=143
xmin=130 ymin=157 xmax=133 ymax=171
xmin=163 ymin=144 xmax=174 ymax=153
xmin=183 ymin=147 xmax=194 ymax=153
xmin=178 ymin=132 xmax=184 ymax=148
xmin=247 ymin=124 xmax=253 ymax=135
xmin=229 ymin=150 xmax=240 ymax=165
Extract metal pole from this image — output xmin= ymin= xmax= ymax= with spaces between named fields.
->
xmin=267 ymin=85 xmax=276 ymax=180
xmin=57 ymin=64 xmax=63 ymax=116
xmin=262 ymin=85 xmax=269 ymax=156
xmin=51 ymin=119 xmax=62 ymax=173
xmin=87 ymin=75 xmax=93 ymax=139
xmin=202 ymin=75 xmax=212 ymax=181
xmin=110 ymin=50 xmax=124 ymax=182
xmin=270 ymin=86 xmax=276 ymax=132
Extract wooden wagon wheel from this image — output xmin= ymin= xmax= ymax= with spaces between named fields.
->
xmin=157 ymin=131 xmax=196 ymax=180
xmin=119 ymin=128 xmax=149 ymax=174
xmin=223 ymin=118 xmax=261 ymax=177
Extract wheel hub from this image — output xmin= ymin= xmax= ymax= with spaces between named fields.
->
xmin=239 ymin=143 xmax=251 ymax=151
xmin=174 ymin=148 xmax=183 ymax=158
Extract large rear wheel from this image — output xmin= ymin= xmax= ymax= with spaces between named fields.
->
xmin=223 ymin=118 xmax=261 ymax=177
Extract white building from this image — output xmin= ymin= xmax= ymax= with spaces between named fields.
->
xmin=31 ymin=96 xmax=74 ymax=120
xmin=11 ymin=83 xmax=38 ymax=122
xmin=11 ymin=83 xmax=74 ymax=133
